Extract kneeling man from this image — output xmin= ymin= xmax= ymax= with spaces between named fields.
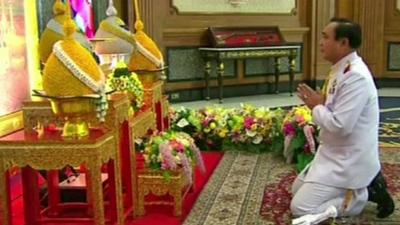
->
xmin=291 ymin=17 xmax=394 ymax=222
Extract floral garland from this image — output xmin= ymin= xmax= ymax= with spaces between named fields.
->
xmin=107 ymin=61 xmax=144 ymax=111
xmin=53 ymin=41 xmax=108 ymax=121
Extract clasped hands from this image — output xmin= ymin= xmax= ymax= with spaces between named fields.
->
xmin=297 ymin=83 xmax=325 ymax=110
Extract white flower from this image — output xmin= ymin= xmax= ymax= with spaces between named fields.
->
xmin=252 ymin=135 xmax=263 ymax=144
xmin=177 ymin=118 xmax=189 ymax=128
xmin=246 ymin=129 xmax=257 ymax=137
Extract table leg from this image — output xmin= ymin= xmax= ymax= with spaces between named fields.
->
xmin=274 ymin=57 xmax=281 ymax=94
xmin=217 ymin=60 xmax=224 ymax=103
xmin=21 ymin=166 xmax=41 ymax=225
xmin=172 ymin=186 xmax=182 ymax=217
xmin=128 ymin=130 xmax=138 ymax=218
xmin=289 ymin=52 xmax=296 ymax=96
xmin=120 ymin=121 xmax=135 ymax=218
xmin=204 ymin=61 xmax=211 ymax=100
xmin=136 ymin=177 xmax=146 ymax=217
xmin=47 ymin=170 xmax=60 ymax=216
xmin=0 ymin=166 xmax=12 ymax=225
xmin=155 ymin=101 xmax=163 ymax=131
xmin=86 ymin=160 xmax=105 ymax=225
xmin=107 ymin=158 xmax=124 ymax=225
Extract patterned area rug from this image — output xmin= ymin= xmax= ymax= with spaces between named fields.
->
xmin=379 ymin=97 xmax=400 ymax=149
xmin=184 ymin=149 xmax=400 ymax=225
xmin=184 ymin=97 xmax=400 ymax=225
xmin=260 ymin=147 xmax=400 ymax=225
xmin=183 ymin=151 xmax=278 ymax=225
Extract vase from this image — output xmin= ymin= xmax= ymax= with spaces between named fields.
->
xmin=49 ymin=97 xmax=95 ymax=138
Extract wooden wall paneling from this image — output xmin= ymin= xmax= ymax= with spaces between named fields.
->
xmin=127 ymin=0 xmax=313 ymax=95
xmin=383 ymin=0 xmax=400 ymax=78
xmin=335 ymin=0 xmax=354 ymax=19
xmin=353 ymin=0 xmax=385 ymax=77
xmin=313 ymin=0 xmax=335 ymax=82
xmin=297 ymin=0 xmax=313 ymax=85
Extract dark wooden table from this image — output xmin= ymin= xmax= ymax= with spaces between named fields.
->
xmin=199 ymin=45 xmax=300 ymax=103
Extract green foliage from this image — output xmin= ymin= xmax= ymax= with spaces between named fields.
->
xmin=113 ymin=67 xmax=130 ymax=77
xmin=296 ymin=152 xmax=314 ymax=172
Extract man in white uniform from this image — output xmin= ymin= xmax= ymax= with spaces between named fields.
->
xmin=291 ymin=18 xmax=394 ymax=219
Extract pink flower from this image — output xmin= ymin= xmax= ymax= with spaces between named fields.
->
xmin=170 ymin=140 xmax=185 ymax=152
xmin=159 ymin=143 xmax=177 ymax=170
xmin=244 ymin=117 xmax=255 ymax=129
xmin=202 ymin=118 xmax=212 ymax=126
xmin=283 ymin=123 xmax=296 ymax=136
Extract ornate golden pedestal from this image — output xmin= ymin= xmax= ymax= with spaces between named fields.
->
xmin=136 ymin=168 xmax=193 ymax=217
xmin=143 ymin=81 xmax=170 ymax=131
xmin=0 ymin=129 xmax=123 ymax=225
xmin=20 ymin=93 xmax=135 ymax=222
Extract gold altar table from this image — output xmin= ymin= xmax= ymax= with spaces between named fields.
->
xmin=143 ymin=81 xmax=169 ymax=131
xmin=130 ymin=108 xmax=156 ymax=139
xmin=199 ymin=45 xmax=300 ymax=103
xmin=136 ymin=168 xmax=192 ymax=217
xmin=0 ymin=129 xmax=123 ymax=225
xmin=20 ymin=93 xmax=135 ymax=222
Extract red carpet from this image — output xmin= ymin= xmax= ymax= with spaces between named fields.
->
xmin=6 ymin=151 xmax=223 ymax=225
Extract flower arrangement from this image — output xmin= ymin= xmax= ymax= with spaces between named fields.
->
xmin=232 ymin=104 xmax=282 ymax=144
xmin=282 ymin=105 xmax=318 ymax=171
xmin=168 ymin=104 xmax=286 ymax=152
xmin=142 ymin=131 xmax=205 ymax=183
xmin=169 ymin=106 xmax=202 ymax=136
xmin=107 ymin=61 xmax=144 ymax=112
xmin=198 ymin=106 xmax=231 ymax=138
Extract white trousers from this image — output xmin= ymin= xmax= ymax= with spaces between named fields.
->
xmin=290 ymin=167 xmax=368 ymax=217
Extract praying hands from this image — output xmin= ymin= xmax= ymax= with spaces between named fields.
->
xmin=297 ymin=83 xmax=325 ymax=110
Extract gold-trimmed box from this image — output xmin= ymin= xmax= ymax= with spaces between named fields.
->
xmin=136 ymin=168 xmax=194 ymax=217
xmin=208 ymin=26 xmax=286 ymax=48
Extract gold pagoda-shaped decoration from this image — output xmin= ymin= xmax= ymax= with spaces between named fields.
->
xmin=39 ymin=0 xmax=107 ymax=138
xmin=128 ymin=0 xmax=165 ymax=87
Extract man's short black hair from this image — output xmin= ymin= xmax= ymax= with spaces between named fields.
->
xmin=330 ymin=17 xmax=362 ymax=49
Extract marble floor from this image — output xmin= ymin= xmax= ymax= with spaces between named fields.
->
xmin=172 ymin=87 xmax=400 ymax=109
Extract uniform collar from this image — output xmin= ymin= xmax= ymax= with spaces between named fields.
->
xmin=330 ymin=51 xmax=359 ymax=74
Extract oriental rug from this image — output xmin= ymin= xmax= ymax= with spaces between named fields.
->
xmin=184 ymin=97 xmax=400 ymax=225
xmin=379 ymin=97 xmax=400 ymax=149
xmin=184 ymin=149 xmax=400 ymax=225
xmin=183 ymin=151 xmax=285 ymax=225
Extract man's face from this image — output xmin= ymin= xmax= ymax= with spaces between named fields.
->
xmin=320 ymin=22 xmax=342 ymax=64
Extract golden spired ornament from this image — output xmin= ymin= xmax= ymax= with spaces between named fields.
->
xmin=39 ymin=0 xmax=108 ymax=138
xmin=128 ymin=0 xmax=166 ymax=86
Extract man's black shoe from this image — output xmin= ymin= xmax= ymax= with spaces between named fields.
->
xmin=367 ymin=171 xmax=395 ymax=218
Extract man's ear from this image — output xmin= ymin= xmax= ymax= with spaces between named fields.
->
xmin=340 ymin=38 xmax=349 ymax=47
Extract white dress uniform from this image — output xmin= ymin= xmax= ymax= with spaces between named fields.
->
xmin=291 ymin=51 xmax=381 ymax=216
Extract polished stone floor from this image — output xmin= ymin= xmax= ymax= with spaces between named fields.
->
xmin=172 ymin=87 xmax=400 ymax=109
